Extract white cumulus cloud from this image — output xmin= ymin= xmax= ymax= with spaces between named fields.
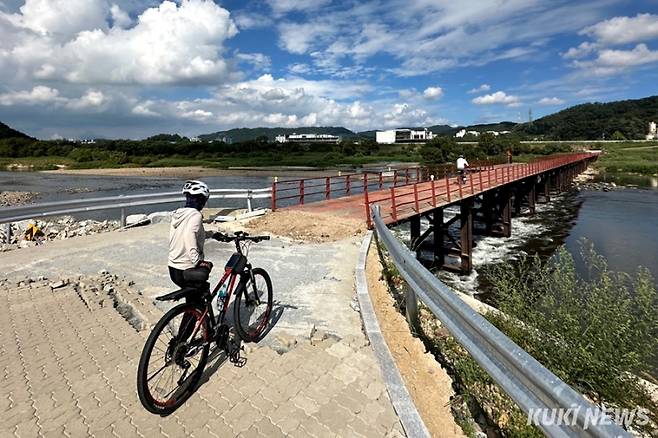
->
xmin=472 ymin=91 xmax=520 ymax=106
xmin=538 ymin=97 xmax=565 ymax=105
xmin=468 ymin=84 xmax=491 ymax=94
xmin=0 ymin=0 xmax=238 ymax=85
xmin=423 ymin=86 xmax=443 ymax=100
xmin=581 ymin=13 xmax=658 ymax=45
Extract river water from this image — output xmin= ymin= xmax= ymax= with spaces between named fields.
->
xmin=392 ymin=184 xmax=658 ymax=295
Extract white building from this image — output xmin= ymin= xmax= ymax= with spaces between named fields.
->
xmin=376 ymin=128 xmax=435 ymax=144
xmin=646 ymin=122 xmax=657 ymax=140
xmin=275 ymin=133 xmax=341 ymax=144
xmin=455 ymin=129 xmax=467 ymax=138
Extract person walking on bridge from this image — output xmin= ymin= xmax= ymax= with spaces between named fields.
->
xmin=168 ymin=180 xmax=226 ymax=305
xmin=456 ymin=154 xmax=469 ymax=184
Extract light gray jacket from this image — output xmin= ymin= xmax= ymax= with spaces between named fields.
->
xmin=168 ymin=208 xmax=210 ymax=270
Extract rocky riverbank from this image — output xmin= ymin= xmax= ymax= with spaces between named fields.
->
xmin=0 ymin=191 xmax=38 ymax=206
xmin=0 ymin=216 xmax=120 ymax=251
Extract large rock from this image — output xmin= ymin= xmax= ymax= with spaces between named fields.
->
xmin=125 ymin=214 xmax=150 ymax=227
xmin=147 ymin=211 xmax=173 ymax=224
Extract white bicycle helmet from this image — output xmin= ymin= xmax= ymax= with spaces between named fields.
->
xmin=182 ymin=180 xmax=210 ymax=199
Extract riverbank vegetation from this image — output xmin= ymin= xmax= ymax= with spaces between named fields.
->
xmin=381 ymin=241 xmax=658 ymax=436
xmin=0 ymin=136 xmax=422 ymax=170
xmin=1 ymin=130 xmax=656 ymax=178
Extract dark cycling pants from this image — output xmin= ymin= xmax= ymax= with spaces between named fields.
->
xmin=168 ymin=266 xmax=210 ymax=341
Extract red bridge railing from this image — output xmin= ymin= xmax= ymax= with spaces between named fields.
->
xmin=271 ymin=159 xmax=499 ymax=211
xmin=271 ymin=166 xmax=423 ymax=210
xmin=364 ymin=152 xmax=598 ymax=227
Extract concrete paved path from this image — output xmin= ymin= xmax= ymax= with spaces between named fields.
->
xmin=0 ymin=223 xmax=363 ymax=342
xmin=0 ymin=225 xmax=406 ymax=437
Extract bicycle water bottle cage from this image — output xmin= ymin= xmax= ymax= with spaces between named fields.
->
xmin=224 ymin=253 xmax=247 ymax=273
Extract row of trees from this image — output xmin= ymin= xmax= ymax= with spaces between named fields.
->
xmin=0 ymin=135 xmax=382 ymax=163
xmin=418 ymin=134 xmax=571 ymax=166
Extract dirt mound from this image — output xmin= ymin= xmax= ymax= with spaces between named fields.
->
xmin=247 ymin=210 xmax=365 ymax=243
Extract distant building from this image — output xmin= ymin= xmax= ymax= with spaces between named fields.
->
xmin=190 ymin=137 xmax=201 ymax=143
xmin=275 ymin=133 xmax=341 ymax=144
xmin=646 ymin=122 xmax=657 ymax=140
xmin=376 ymin=128 xmax=435 ymax=144
xmin=455 ymin=129 xmax=510 ymax=138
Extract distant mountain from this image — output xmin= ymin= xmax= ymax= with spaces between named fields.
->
xmin=199 ymin=126 xmax=358 ymax=142
xmin=0 ymin=121 xmax=31 ymax=140
xmin=513 ymin=96 xmax=658 ymax=140
xmin=463 ymin=121 xmax=517 ymax=132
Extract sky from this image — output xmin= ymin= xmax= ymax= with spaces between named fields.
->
xmin=0 ymin=0 xmax=657 ymax=139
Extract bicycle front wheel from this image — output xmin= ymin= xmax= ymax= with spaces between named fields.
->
xmin=234 ymin=268 xmax=273 ymax=343
xmin=137 ymin=303 xmax=210 ymax=415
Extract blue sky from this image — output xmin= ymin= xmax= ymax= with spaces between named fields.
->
xmin=0 ymin=0 xmax=657 ymax=139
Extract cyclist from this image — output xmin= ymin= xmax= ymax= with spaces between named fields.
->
xmin=168 ymin=180 xmax=225 ymax=305
xmin=456 ymin=154 xmax=469 ymax=184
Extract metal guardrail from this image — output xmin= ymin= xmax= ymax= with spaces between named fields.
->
xmin=0 ymin=187 xmax=271 ymax=242
xmin=371 ymin=206 xmax=630 ymax=438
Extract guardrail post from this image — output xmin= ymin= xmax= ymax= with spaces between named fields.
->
xmin=246 ymin=190 xmax=253 ymax=212
xmin=364 ymin=175 xmax=372 ymax=229
xmin=390 ymin=187 xmax=398 ymax=222
xmin=300 ymin=180 xmax=305 ymax=205
xmin=378 ymin=172 xmax=383 ymax=189
xmin=415 ymin=167 xmax=420 ymax=182
xmin=445 ymin=175 xmax=451 ymax=203
xmin=346 ymin=175 xmax=351 ymax=195
xmin=325 ymin=177 xmax=330 ymax=200
xmin=405 ymin=169 xmax=409 ymax=185
xmin=393 ymin=170 xmax=398 ymax=187
xmin=3 ymin=223 xmax=11 ymax=244
xmin=405 ymin=285 xmax=420 ymax=334
xmin=271 ymin=177 xmax=278 ymax=211
xmin=120 ymin=208 xmax=126 ymax=227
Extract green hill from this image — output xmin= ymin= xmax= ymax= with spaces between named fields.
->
xmin=514 ymin=96 xmax=658 ymax=140
xmin=199 ymin=126 xmax=358 ymax=142
xmin=0 ymin=121 xmax=30 ymax=140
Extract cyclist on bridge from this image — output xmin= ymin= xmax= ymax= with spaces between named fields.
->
xmin=168 ymin=180 xmax=225 ymax=304
xmin=457 ymin=154 xmax=469 ymax=183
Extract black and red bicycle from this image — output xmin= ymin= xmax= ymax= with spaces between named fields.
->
xmin=137 ymin=231 xmax=273 ymax=415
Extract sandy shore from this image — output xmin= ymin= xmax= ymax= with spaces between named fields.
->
xmin=41 ymin=166 xmax=349 ymax=179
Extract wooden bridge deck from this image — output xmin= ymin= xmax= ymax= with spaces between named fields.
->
xmin=289 ymin=156 xmax=590 ymax=226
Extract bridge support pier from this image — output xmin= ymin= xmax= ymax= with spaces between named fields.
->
xmin=500 ymin=188 xmax=512 ymax=238
xmin=459 ymin=199 xmax=473 ymax=274
xmin=432 ymin=208 xmax=445 ymax=269
xmin=527 ymin=182 xmax=536 ymax=215
xmin=409 ymin=215 xmax=421 ymax=259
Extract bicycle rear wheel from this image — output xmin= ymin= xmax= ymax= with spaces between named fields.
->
xmin=137 ymin=303 xmax=210 ymax=415
xmin=234 ymin=268 xmax=273 ymax=343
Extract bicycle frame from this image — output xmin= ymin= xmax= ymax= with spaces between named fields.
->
xmin=191 ymin=240 xmax=255 ymax=344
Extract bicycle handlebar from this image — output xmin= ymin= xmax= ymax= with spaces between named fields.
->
xmin=213 ymin=231 xmax=270 ymax=243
